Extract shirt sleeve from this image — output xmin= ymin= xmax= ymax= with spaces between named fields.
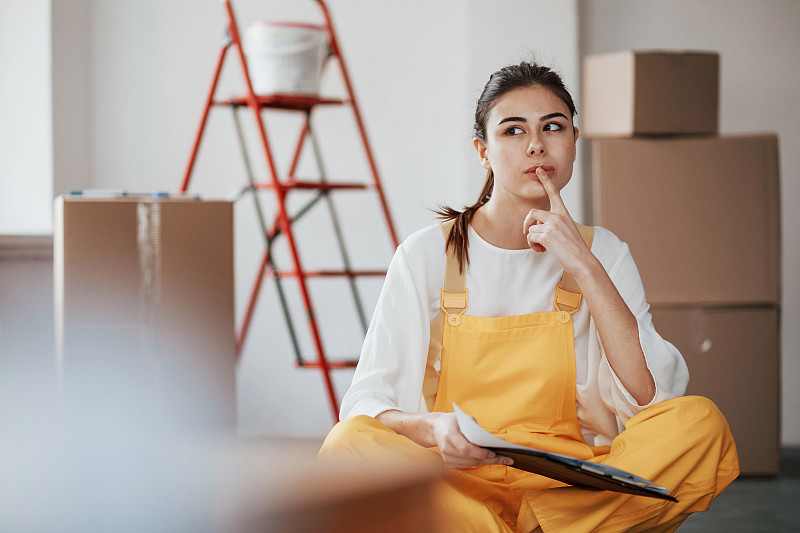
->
xmin=595 ymin=239 xmax=689 ymax=425
xmin=339 ymin=241 xmax=434 ymax=420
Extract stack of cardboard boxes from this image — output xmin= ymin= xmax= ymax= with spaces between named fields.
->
xmin=583 ymin=51 xmax=781 ymax=475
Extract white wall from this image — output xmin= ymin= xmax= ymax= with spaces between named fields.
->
xmin=26 ymin=1 xmax=798 ymax=444
xmin=79 ymin=0 xmax=579 ymax=437
xmin=0 ymin=0 xmax=53 ymax=234
xmin=51 ymin=0 xmax=91 ymax=198
xmin=467 ymin=0 xmax=584 ymax=221
xmin=579 ymin=0 xmax=800 ymax=445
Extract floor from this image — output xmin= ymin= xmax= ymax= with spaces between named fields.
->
xmin=679 ymin=447 xmax=799 ymax=532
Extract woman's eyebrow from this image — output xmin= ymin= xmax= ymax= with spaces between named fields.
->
xmin=540 ymin=112 xmax=569 ymax=122
xmin=497 ymin=112 xmax=569 ymax=126
xmin=497 ymin=116 xmax=527 ymax=126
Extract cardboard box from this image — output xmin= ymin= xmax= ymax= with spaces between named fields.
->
xmin=651 ymin=306 xmax=780 ymax=475
xmin=582 ymin=50 xmax=719 ymax=137
xmin=592 ymin=134 xmax=780 ymax=305
xmin=54 ymin=195 xmax=236 ymax=434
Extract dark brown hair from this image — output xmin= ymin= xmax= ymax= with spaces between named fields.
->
xmin=435 ymin=61 xmax=577 ymax=273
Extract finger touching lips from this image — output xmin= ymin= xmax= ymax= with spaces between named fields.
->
xmin=524 ymin=165 xmax=554 ymax=178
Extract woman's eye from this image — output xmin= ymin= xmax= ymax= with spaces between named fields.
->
xmin=543 ymin=122 xmax=564 ymax=132
xmin=504 ymin=126 xmax=525 ymax=136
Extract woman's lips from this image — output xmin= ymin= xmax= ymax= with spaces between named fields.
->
xmin=525 ymin=165 xmax=554 ymax=177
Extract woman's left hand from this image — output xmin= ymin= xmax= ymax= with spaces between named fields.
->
xmin=523 ymin=167 xmax=591 ymax=275
xmin=524 ymin=168 xmax=656 ymax=404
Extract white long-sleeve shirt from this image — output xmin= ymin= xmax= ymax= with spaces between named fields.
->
xmin=340 ymin=223 xmax=689 ymax=446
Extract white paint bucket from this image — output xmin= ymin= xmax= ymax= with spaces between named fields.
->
xmin=243 ymin=22 xmax=329 ymax=96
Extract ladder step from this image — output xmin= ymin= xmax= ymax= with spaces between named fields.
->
xmin=215 ymin=94 xmax=348 ymax=111
xmin=299 ymin=359 xmax=359 ymax=369
xmin=253 ymin=180 xmax=369 ymax=192
xmin=274 ymin=269 xmax=387 ymax=278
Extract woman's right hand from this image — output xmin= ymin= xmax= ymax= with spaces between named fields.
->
xmin=376 ymin=409 xmax=513 ymax=469
xmin=430 ymin=412 xmax=514 ymax=469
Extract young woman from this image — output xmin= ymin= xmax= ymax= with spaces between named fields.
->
xmin=319 ymin=61 xmax=739 ymax=532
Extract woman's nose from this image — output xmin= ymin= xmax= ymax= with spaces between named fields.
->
xmin=528 ymin=136 xmax=545 ymax=155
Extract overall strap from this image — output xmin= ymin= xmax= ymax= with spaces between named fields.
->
xmin=422 ymin=219 xmax=466 ymax=411
xmin=554 ymin=224 xmax=595 ymax=314
xmin=439 ymin=219 xmax=468 ymax=326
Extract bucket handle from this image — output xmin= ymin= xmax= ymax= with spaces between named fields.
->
xmin=244 ymin=36 xmax=329 ymax=58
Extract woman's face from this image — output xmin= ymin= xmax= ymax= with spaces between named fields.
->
xmin=474 ymin=85 xmax=578 ymax=209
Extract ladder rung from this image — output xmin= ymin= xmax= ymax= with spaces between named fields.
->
xmin=299 ymin=360 xmax=358 ymax=369
xmin=214 ymin=94 xmax=349 ymax=111
xmin=274 ymin=269 xmax=387 ymax=278
xmin=253 ymin=180 xmax=369 ymax=192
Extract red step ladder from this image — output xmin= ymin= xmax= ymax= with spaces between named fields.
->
xmin=180 ymin=0 xmax=399 ymax=422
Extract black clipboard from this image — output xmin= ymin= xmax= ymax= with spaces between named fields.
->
xmin=453 ymin=404 xmax=677 ymax=502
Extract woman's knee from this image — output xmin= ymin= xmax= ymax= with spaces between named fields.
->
xmin=318 ymin=415 xmax=387 ymax=459
xmin=653 ymin=396 xmax=736 ymax=450
xmin=628 ymin=395 xmax=734 ymax=446
xmin=674 ymin=396 xmax=728 ymax=432
xmin=319 ymin=415 xmax=442 ymax=467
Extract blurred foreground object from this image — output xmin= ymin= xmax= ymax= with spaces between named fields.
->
xmin=216 ymin=440 xmax=440 ymax=533
xmin=1 ymin=423 xmax=438 ymax=532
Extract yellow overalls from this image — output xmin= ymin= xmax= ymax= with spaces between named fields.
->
xmin=320 ymin=221 xmax=739 ymax=532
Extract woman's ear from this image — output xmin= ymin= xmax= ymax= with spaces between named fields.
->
xmin=572 ymin=126 xmax=580 ymax=161
xmin=473 ymin=137 xmax=491 ymax=170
